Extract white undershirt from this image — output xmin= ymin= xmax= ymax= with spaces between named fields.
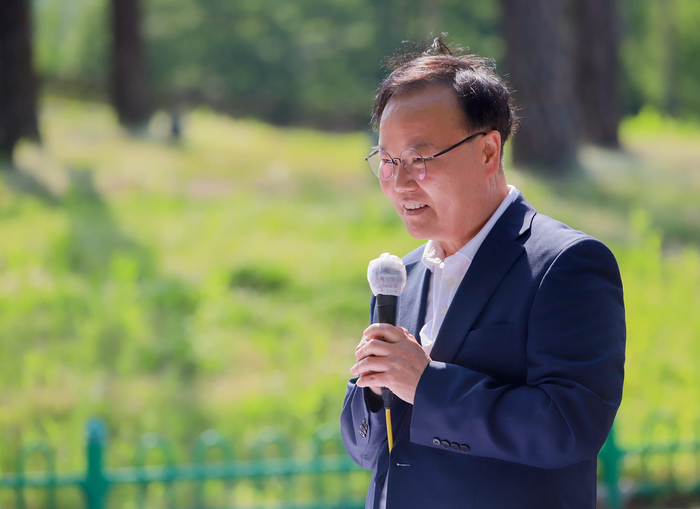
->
xmin=378 ymin=185 xmax=518 ymax=509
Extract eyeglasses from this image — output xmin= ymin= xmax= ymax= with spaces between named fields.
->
xmin=365 ymin=131 xmax=487 ymax=181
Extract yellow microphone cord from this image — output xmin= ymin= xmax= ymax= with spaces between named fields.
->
xmin=382 ymin=387 xmax=394 ymax=452
xmin=385 ymin=408 xmax=394 ymax=452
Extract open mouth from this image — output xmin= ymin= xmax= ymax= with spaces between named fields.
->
xmin=404 ymin=203 xmax=427 ymax=211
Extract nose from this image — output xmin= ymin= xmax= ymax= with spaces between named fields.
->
xmin=392 ymin=160 xmax=419 ymax=192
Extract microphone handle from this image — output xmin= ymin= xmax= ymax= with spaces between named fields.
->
xmin=376 ymin=294 xmax=398 ymax=324
xmin=376 ymin=294 xmax=398 ymax=409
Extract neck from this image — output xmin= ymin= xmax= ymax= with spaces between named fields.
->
xmin=441 ymin=180 xmax=509 ymax=257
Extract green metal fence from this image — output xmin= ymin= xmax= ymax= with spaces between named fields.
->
xmin=599 ymin=418 xmax=700 ymax=508
xmin=2 ymin=418 xmax=700 ymax=509
xmin=0 ymin=419 xmax=368 ymax=509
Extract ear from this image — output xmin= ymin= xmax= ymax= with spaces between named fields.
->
xmin=482 ymin=130 xmax=502 ymax=178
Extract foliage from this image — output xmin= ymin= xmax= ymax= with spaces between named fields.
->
xmin=0 ymin=99 xmax=411 ymax=479
xmin=30 ymin=0 xmax=505 ymax=129
xmin=33 ymin=0 xmax=108 ymax=93
xmin=46 ymin=0 xmax=700 ymax=130
xmin=31 ymin=0 xmax=700 ymax=128
xmin=619 ymin=0 xmax=700 ymax=119
xmin=620 ymin=105 xmax=700 ymax=139
xmin=1 ymin=100 xmax=699 ymax=505
xmin=614 ymin=211 xmax=700 ymax=447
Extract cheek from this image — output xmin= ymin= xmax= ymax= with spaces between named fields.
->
xmin=379 ymin=181 xmax=396 ymax=201
xmin=430 ymin=183 xmax=467 ymax=218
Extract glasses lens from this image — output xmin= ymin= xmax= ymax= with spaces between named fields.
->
xmin=400 ymin=149 xmax=427 ymax=181
xmin=366 ymin=149 xmax=395 ymax=180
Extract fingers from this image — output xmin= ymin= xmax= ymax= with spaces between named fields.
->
xmin=363 ymin=323 xmax=408 ymax=344
xmin=356 ymin=371 xmax=389 ymax=391
xmin=355 ymin=335 xmax=368 ymax=353
xmin=351 ymin=353 xmax=392 ymax=377
xmin=355 ymin=337 xmax=392 ymax=362
xmin=354 ymin=324 xmax=421 ymax=365
xmin=351 ymin=324 xmax=428 ymax=405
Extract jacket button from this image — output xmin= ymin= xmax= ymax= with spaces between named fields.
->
xmin=460 ymin=444 xmax=470 ymax=453
xmin=359 ymin=419 xmax=368 ymax=438
xmin=440 ymin=440 xmax=450 ymax=449
xmin=450 ymin=443 xmax=459 ymax=451
xmin=432 ymin=438 xmax=441 ymax=447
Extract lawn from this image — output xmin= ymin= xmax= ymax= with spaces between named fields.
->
xmin=1 ymin=99 xmax=699 ymax=498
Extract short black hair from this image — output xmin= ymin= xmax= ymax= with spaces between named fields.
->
xmin=372 ymin=37 xmax=519 ymax=151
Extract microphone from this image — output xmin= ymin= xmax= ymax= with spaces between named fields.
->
xmin=367 ymin=253 xmax=407 ymax=452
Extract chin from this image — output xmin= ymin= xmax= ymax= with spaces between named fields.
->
xmin=403 ymin=224 xmax=433 ymax=241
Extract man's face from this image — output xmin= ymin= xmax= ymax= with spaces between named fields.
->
xmin=378 ymin=85 xmax=492 ymax=256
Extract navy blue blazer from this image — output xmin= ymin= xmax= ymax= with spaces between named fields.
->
xmin=340 ymin=193 xmax=626 ymax=508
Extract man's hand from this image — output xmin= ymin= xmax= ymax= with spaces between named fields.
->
xmin=350 ymin=324 xmax=431 ymax=405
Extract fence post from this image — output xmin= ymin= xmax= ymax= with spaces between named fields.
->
xmin=600 ymin=425 xmax=624 ymax=509
xmin=83 ymin=419 xmax=109 ymax=509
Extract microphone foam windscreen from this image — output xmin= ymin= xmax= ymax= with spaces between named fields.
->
xmin=367 ymin=253 xmax=407 ymax=297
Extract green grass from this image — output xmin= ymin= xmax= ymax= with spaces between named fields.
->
xmin=1 ymin=98 xmax=700 ymax=499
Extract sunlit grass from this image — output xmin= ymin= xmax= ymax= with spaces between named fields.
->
xmin=1 ymin=98 xmax=699 ymax=500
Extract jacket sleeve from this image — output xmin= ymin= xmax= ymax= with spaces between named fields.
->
xmin=340 ymin=379 xmax=387 ymax=470
xmin=340 ymin=293 xmax=388 ymax=470
xmin=410 ymin=238 xmax=626 ymax=469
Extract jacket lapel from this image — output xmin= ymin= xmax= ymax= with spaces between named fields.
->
xmin=397 ymin=261 xmax=431 ymax=342
xmin=429 ymin=194 xmax=536 ymax=363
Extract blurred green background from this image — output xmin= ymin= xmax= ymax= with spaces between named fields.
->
xmin=1 ymin=0 xmax=700 ymax=507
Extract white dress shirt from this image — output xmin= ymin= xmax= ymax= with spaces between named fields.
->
xmin=378 ymin=185 xmax=518 ymax=509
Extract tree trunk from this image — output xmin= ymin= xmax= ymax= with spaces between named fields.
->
xmin=573 ymin=0 xmax=622 ymax=147
xmin=500 ymin=0 xmax=579 ymax=174
xmin=110 ymin=0 xmax=153 ymax=132
xmin=0 ymin=0 xmax=40 ymax=163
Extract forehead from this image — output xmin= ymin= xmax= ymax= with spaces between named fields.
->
xmin=378 ymin=86 xmax=467 ymax=150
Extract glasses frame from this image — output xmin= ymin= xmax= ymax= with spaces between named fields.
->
xmin=365 ymin=131 xmax=488 ymax=181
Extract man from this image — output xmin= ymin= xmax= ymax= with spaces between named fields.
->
xmin=340 ymin=38 xmax=625 ymax=508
